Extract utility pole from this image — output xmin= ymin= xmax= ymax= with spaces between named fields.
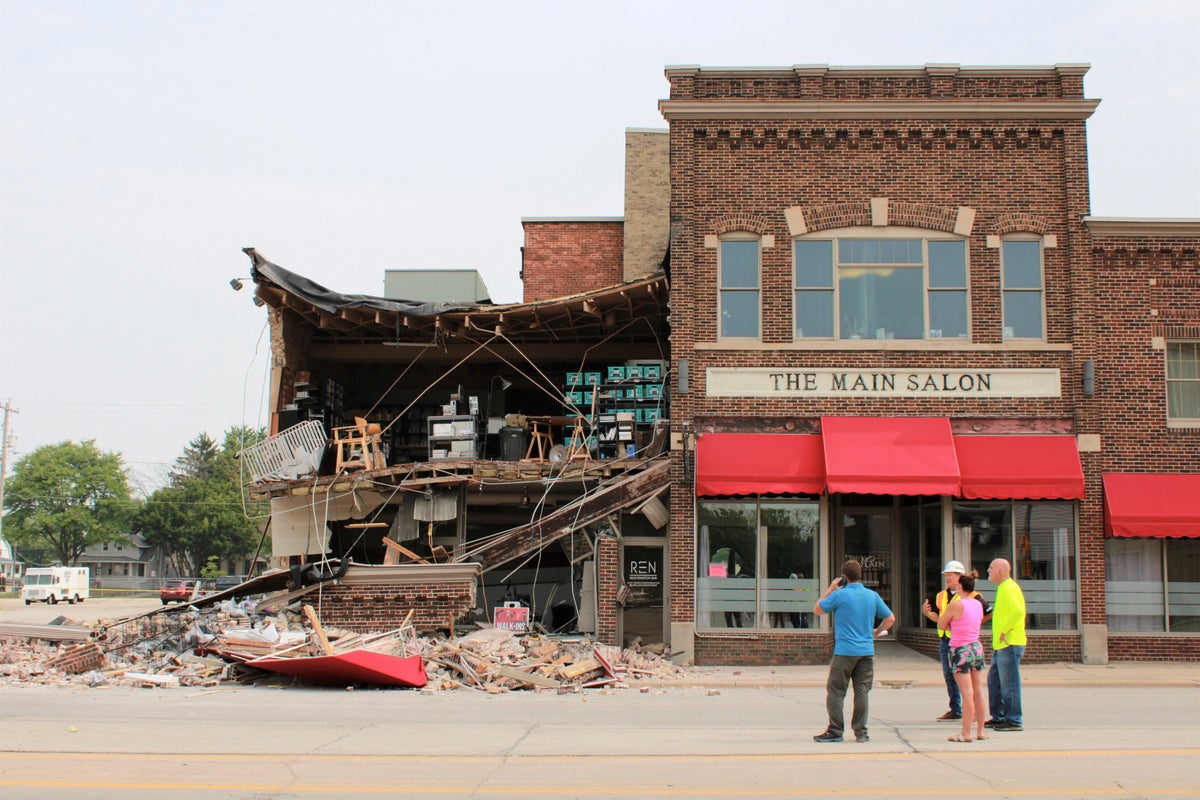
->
xmin=0 ymin=400 xmax=18 ymax=582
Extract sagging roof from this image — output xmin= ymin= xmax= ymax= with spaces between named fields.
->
xmin=244 ymin=248 xmax=669 ymax=359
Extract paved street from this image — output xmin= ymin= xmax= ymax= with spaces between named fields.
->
xmin=2 ymin=678 xmax=1198 ymax=798
xmin=3 ymin=597 xmax=1199 ymax=798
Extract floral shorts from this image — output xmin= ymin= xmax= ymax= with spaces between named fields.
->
xmin=951 ymin=641 xmax=984 ymax=674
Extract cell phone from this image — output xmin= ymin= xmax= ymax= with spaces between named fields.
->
xmin=837 ymin=577 xmax=848 ymax=588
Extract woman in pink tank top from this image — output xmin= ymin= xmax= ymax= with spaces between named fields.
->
xmin=938 ymin=570 xmax=987 ymax=742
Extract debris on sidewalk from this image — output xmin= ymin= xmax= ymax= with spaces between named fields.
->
xmin=0 ymin=597 xmax=687 ymax=692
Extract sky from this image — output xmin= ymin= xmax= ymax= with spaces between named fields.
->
xmin=1 ymin=0 xmax=1197 ymax=494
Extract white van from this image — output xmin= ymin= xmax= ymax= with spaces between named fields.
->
xmin=21 ymin=567 xmax=90 ymax=605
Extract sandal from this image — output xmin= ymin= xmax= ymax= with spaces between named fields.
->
xmin=976 ymin=734 xmax=988 ymax=741
xmin=948 ymin=735 xmax=973 ymax=743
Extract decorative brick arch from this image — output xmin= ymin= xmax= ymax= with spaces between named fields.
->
xmin=994 ymin=213 xmax=1052 ymax=235
xmin=713 ymin=214 xmax=772 ymax=236
xmin=790 ymin=201 xmax=962 ymax=235
xmin=798 ymin=202 xmax=872 ymax=233
xmin=888 ymin=201 xmax=959 ymax=233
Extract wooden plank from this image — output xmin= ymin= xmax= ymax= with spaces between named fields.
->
xmin=381 ymin=536 xmax=430 ymax=564
xmin=302 ymin=604 xmax=335 ymax=656
xmin=558 ymin=657 xmax=602 ymax=681
xmin=492 ymin=664 xmax=562 ymax=689
xmin=459 ymin=459 xmax=669 ymax=571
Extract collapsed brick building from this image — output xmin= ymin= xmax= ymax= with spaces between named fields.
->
xmin=244 ymin=62 xmax=1199 ymax=666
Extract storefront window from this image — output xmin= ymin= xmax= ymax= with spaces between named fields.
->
xmin=1015 ymin=503 xmax=1076 ymax=630
xmin=958 ymin=501 xmax=1078 ymax=631
xmin=1109 ymin=539 xmax=1200 ymax=632
xmin=763 ymin=503 xmax=819 ymax=629
xmin=697 ymin=500 xmax=818 ymax=630
xmin=1166 ymin=539 xmax=1200 ymax=632
xmin=1105 ymin=539 xmax=1165 ymax=632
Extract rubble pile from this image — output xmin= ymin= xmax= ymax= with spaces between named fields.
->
xmin=0 ymin=600 xmax=687 ymax=692
xmin=417 ymin=628 xmax=686 ymax=692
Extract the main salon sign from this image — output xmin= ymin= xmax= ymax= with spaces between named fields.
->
xmin=706 ymin=367 xmax=1061 ymax=398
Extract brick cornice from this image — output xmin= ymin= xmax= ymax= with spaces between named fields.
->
xmin=659 ymin=99 xmax=1099 ymax=121
xmin=1084 ymin=217 xmax=1200 ymax=238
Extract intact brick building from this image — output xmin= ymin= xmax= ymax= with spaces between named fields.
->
xmin=650 ymin=63 xmax=1199 ymax=665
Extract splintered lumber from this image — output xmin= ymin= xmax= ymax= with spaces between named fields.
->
xmin=492 ymin=665 xmax=562 ymax=689
xmin=381 ymin=536 xmax=430 ymax=564
xmin=302 ymin=604 xmax=335 ymax=656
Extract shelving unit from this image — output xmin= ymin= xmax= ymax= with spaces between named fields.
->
xmin=561 ymin=361 xmax=667 ymax=458
xmin=428 ymin=414 xmax=478 ymax=461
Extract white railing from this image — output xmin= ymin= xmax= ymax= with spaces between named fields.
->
xmin=238 ymin=420 xmax=328 ymax=483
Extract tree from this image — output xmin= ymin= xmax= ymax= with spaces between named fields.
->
xmin=136 ymin=427 xmax=267 ymax=576
xmin=2 ymin=440 xmax=135 ymax=565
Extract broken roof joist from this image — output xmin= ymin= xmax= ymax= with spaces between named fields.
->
xmin=456 ymin=459 xmax=670 ymax=571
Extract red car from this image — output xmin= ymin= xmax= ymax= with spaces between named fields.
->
xmin=159 ymin=579 xmax=198 ymax=605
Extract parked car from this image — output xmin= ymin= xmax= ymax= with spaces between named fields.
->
xmin=214 ymin=574 xmax=248 ymax=594
xmin=159 ymin=579 xmax=198 ymax=605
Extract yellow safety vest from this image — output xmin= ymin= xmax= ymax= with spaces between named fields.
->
xmin=936 ymin=589 xmax=982 ymax=638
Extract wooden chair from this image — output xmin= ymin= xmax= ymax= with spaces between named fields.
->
xmin=332 ymin=416 xmax=387 ymax=473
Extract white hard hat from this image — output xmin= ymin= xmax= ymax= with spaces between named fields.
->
xmin=942 ymin=560 xmax=966 ymax=574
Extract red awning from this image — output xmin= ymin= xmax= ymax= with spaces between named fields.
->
xmin=821 ymin=416 xmax=960 ymax=496
xmin=695 ymin=434 xmax=825 ymax=496
xmin=955 ymin=436 xmax=1085 ymax=500
xmin=1103 ymin=473 xmax=1200 ymax=538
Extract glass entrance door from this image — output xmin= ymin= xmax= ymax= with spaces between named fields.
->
xmin=837 ymin=507 xmax=895 ymax=613
xmin=620 ymin=543 xmax=667 ymax=648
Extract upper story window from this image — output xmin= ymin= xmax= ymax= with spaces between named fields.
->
xmin=1001 ymin=238 xmax=1045 ymax=339
xmin=793 ymin=232 xmax=968 ymax=341
xmin=1166 ymin=341 xmax=1200 ymax=424
xmin=719 ymin=237 xmax=761 ymax=339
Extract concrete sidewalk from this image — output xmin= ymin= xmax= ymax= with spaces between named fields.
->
xmin=648 ymin=643 xmax=1200 ymax=689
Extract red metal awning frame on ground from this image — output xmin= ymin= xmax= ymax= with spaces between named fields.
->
xmin=821 ymin=416 xmax=960 ymax=496
xmin=954 ymin=435 xmax=1085 ymax=500
xmin=1103 ymin=473 xmax=1200 ymax=538
xmin=695 ymin=433 xmax=825 ymax=497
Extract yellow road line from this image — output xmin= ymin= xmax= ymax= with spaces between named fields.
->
xmin=2 ymin=747 xmax=1198 ymax=763
xmin=0 ymin=780 xmax=1197 ymax=796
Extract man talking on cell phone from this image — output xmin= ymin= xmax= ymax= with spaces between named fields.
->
xmin=812 ymin=560 xmax=895 ymax=744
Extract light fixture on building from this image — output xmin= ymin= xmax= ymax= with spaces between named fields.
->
xmin=230 ymin=277 xmax=247 ymax=291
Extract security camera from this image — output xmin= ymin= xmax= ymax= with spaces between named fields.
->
xmin=230 ymin=278 xmax=245 ymax=291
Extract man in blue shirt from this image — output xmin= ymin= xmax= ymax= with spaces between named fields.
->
xmin=813 ymin=559 xmax=895 ymax=743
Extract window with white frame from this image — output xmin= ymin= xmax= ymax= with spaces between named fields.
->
xmin=1166 ymin=341 xmax=1200 ymax=424
xmin=793 ymin=234 xmax=968 ymax=340
xmin=1106 ymin=538 xmax=1200 ymax=632
xmin=719 ymin=238 xmax=761 ymax=339
xmin=697 ymin=500 xmax=819 ymax=630
xmin=1001 ymin=238 xmax=1045 ymax=339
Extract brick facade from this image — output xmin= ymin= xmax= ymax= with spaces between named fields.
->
xmin=316 ymin=574 xmax=479 ymax=634
xmin=521 ymin=219 xmax=624 ymax=303
xmin=657 ymin=64 xmax=1200 ymax=666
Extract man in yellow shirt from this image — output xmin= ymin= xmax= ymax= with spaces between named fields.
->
xmin=986 ymin=558 xmax=1026 ymax=731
